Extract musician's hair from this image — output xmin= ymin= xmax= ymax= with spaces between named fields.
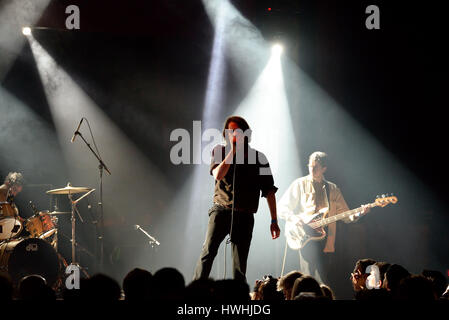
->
xmin=309 ymin=151 xmax=328 ymax=168
xmin=222 ymin=116 xmax=252 ymax=144
xmin=4 ymin=172 xmax=24 ymax=188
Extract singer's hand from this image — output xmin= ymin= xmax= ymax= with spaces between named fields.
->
xmin=270 ymin=222 xmax=280 ymax=239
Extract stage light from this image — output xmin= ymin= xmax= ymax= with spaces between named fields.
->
xmin=22 ymin=27 xmax=32 ymax=36
xmin=272 ymin=43 xmax=283 ymax=55
xmin=0 ymin=0 xmax=51 ymax=80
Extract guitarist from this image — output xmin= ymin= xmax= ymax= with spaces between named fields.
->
xmin=278 ymin=152 xmax=370 ymax=289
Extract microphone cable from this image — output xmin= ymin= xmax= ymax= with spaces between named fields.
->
xmin=223 ymin=161 xmax=236 ymax=279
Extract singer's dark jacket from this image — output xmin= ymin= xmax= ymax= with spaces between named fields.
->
xmin=210 ymin=144 xmax=278 ymax=213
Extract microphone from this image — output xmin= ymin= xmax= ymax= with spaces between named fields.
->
xmin=71 ymin=118 xmax=84 ymax=143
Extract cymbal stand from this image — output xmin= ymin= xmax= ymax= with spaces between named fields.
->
xmin=67 ymin=188 xmax=95 ymax=265
xmin=59 ymin=231 xmax=95 ymax=259
xmin=50 ymin=196 xmax=59 ymax=251
xmin=68 ymin=193 xmax=81 ymax=265
xmin=52 ymin=218 xmax=58 ymax=251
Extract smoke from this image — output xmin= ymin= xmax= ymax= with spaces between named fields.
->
xmin=0 ymin=0 xmax=51 ymax=80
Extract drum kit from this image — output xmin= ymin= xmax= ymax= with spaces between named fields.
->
xmin=0 ymin=183 xmax=94 ymax=287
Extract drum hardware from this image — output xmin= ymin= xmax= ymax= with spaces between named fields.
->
xmin=45 ymin=184 xmax=92 ymax=195
xmin=25 ymin=201 xmax=57 ymax=239
xmin=58 ymin=231 xmax=95 ymax=258
xmin=0 ymin=184 xmax=93 ymax=287
xmin=47 ymin=183 xmax=95 ymax=272
xmin=29 ymin=200 xmax=39 ymax=215
xmin=48 ymin=196 xmax=70 ymax=215
xmin=54 ymin=231 xmax=91 ymax=281
xmin=0 ymin=237 xmax=60 ymax=286
xmin=48 ymin=197 xmax=63 ymax=252
xmin=25 ymin=212 xmax=57 ymax=239
xmin=48 ymin=211 xmax=70 ymax=215
xmin=50 ymin=226 xmax=58 ymax=252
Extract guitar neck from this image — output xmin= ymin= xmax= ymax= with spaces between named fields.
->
xmin=309 ymin=203 xmax=376 ymax=228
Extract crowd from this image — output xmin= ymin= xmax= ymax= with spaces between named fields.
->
xmin=0 ymin=258 xmax=448 ymax=301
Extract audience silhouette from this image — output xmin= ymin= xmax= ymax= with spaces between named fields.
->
xmin=0 ymin=258 xmax=448 ymax=302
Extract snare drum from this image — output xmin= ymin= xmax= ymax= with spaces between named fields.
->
xmin=0 ymin=237 xmax=60 ymax=286
xmin=25 ymin=211 xmax=56 ymax=239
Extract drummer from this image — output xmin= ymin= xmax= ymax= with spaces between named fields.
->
xmin=0 ymin=172 xmax=25 ymax=222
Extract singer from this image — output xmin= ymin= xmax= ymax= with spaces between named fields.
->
xmin=193 ymin=116 xmax=280 ymax=283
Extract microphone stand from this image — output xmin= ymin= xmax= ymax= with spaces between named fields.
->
xmin=73 ymin=130 xmax=111 ymax=272
xmin=134 ymin=225 xmax=160 ymax=247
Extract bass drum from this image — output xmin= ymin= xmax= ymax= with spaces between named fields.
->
xmin=0 ymin=238 xmax=60 ymax=286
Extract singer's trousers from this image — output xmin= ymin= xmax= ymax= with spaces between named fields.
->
xmin=193 ymin=204 xmax=254 ymax=283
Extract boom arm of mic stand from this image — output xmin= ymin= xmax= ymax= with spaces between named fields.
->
xmin=136 ymin=225 xmax=160 ymax=246
xmin=76 ymin=132 xmax=111 ymax=175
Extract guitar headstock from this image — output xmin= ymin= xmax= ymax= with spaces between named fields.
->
xmin=374 ymin=194 xmax=398 ymax=207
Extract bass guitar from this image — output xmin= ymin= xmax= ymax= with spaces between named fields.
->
xmin=284 ymin=195 xmax=398 ymax=250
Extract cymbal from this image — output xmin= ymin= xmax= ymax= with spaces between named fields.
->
xmin=49 ymin=211 xmax=70 ymax=215
xmin=46 ymin=183 xmax=92 ymax=195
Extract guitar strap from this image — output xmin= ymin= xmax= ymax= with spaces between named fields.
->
xmin=324 ymin=180 xmax=331 ymax=226
xmin=323 ymin=180 xmax=330 ymax=203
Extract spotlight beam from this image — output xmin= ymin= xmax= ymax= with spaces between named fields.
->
xmin=27 ymin=34 xmax=173 ymax=274
xmin=0 ymin=0 xmax=51 ymax=80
